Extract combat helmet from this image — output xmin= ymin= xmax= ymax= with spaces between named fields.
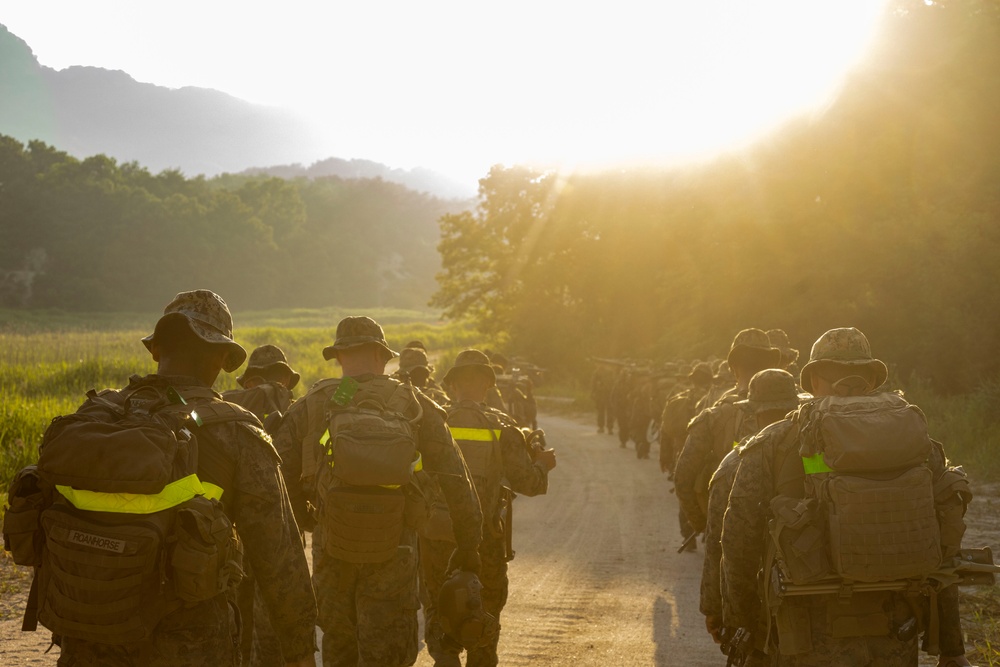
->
xmin=438 ymin=570 xmax=500 ymax=649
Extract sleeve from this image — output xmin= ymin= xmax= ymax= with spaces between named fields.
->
xmin=270 ymin=397 xmax=313 ymax=531
xmin=500 ymin=426 xmax=548 ymax=497
xmin=720 ymin=439 xmax=774 ymax=629
xmin=700 ymin=454 xmax=739 ymax=619
xmin=417 ymin=397 xmax=483 ymax=552
xmin=674 ymin=409 xmax=713 ymax=532
xmin=229 ymin=426 xmax=318 ymax=662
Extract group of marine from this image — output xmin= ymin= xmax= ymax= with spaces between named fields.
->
xmin=591 ymin=327 xmax=982 ymax=667
xmin=2 ymin=289 xmax=557 ymax=667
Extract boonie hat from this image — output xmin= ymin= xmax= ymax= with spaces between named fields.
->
xmin=735 ymin=369 xmax=800 ymax=415
xmin=142 ymin=289 xmax=246 ymax=373
xmin=727 ymin=328 xmax=782 ymax=369
xmin=800 ymin=327 xmax=888 ymax=394
xmin=767 ymin=328 xmax=800 ymax=366
xmin=688 ymin=362 xmax=714 ymax=383
xmin=443 ymin=349 xmax=496 ymax=387
xmin=322 ymin=316 xmax=398 ymax=361
xmin=237 ymin=344 xmax=300 ymax=390
xmin=399 ymin=347 xmax=432 ymax=373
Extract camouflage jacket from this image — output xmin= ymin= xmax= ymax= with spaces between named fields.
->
xmin=77 ymin=374 xmax=318 ymax=662
xmin=451 ymin=401 xmax=549 ymax=523
xmin=272 ymin=373 xmax=483 ymax=554
xmin=674 ymin=390 xmax=755 ymax=532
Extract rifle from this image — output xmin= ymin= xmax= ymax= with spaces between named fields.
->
xmin=677 ymin=531 xmax=701 ymax=554
xmin=769 ymin=547 xmax=1000 ymax=603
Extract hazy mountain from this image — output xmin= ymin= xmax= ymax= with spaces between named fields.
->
xmin=240 ymin=158 xmax=476 ymax=200
xmin=0 ymin=24 xmax=475 ymax=199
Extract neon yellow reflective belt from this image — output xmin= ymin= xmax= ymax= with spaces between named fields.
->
xmin=802 ymin=454 xmax=834 ymax=475
xmin=450 ymin=427 xmax=501 ymax=442
xmin=56 ymin=473 xmax=221 ymax=514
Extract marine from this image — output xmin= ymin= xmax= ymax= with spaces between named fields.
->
xmin=722 ymin=328 xmax=974 ymax=667
xmin=419 ymin=350 xmax=556 ymax=666
xmin=272 ymin=316 xmax=483 ymax=667
xmin=38 ymin=290 xmax=317 ymax=667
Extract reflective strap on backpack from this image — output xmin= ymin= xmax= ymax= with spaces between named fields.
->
xmin=802 ymin=454 xmax=834 ymax=475
xmin=55 ymin=474 xmax=224 ymax=514
xmin=450 ymin=427 xmax=502 ymax=442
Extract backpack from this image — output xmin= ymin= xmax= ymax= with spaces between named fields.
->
xmin=222 ymin=382 xmax=292 ymax=434
xmin=769 ymin=392 xmax=943 ymax=586
xmin=314 ymin=377 xmax=426 ymax=564
xmin=2 ymin=383 xmax=247 ymax=644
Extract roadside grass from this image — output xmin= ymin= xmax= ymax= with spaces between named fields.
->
xmin=962 ymin=586 xmax=1000 ymax=666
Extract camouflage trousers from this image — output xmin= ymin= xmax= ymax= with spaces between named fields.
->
xmin=420 ymin=530 xmax=509 ymax=667
xmin=773 ymin=595 xmax=918 ymax=667
xmin=314 ymin=526 xmax=420 ymax=667
xmin=237 ymin=564 xmax=284 ymax=667
xmin=56 ymin=595 xmax=239 ymax=666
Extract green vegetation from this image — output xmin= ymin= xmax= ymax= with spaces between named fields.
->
xmin=0 ymin=312 xmax=490 ymax=492
xmin=0 ymin=142 xmax=466 ymax=312
xmin=433 ymin=0 xmax=1000 ymax=397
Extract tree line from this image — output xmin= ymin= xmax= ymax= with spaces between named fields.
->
xmin=432 ymin=0 xmax=1000 ymax=393
xmin=0 ymin=136 xmax=464 ymax=313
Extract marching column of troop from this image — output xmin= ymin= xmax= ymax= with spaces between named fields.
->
xmin=1 ymin=290 xmax=557 ymax=667
xmin=598 ymin=327 xmax=978 ymax=667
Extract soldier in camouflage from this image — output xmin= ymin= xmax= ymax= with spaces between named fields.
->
xmin=420 ymin=350 xmax=555 ymax=667
xmin=394 ymin=347 xmax=450 ymax=406
xmin=56 ymin=290 xmax=317 ymax=667
xmin=721 ymin=328 xmax=973 ymax=667
xmin=766 ymin=328 xmax=801 ymax=381
xmin=674 ymin=329 xmax=781 ymax=539
xmin=272 ymin=316 xmax=483 ymax=667
xmin=700 ymin=368 xmax=800 ymax=666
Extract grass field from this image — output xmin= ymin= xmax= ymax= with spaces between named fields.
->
xmin=0 ymin=307 xmax=496 ymax=495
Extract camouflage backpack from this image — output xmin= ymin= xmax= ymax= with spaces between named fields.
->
xmin=312 ymin=377 xmax=427 ymax=564
xmin=2 ymin=384 xmax=247 ymax=644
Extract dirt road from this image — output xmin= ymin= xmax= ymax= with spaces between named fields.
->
xmin=413 ymin=411 xmax=718 ymax=666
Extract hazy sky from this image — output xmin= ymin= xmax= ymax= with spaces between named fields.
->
xmin=3 ymin=1 xmax=888 ymax=185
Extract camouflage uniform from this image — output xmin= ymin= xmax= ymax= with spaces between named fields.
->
xmin=674 ymin=330 xmax=780 ymax=534
xmin=393 ymin=347 xmax=450 ymax=406
xmin=700 ymin=370 xmax=800 ymax=667
xmin=273 ymin=318 xmax=483 ymax=667
xmin=610 ymin=370 xmax=634 ymax=448
xmin=722 ymin=329 xmax=969 ymax=666
xmin=57 ymin=291 xmax=317 ymax=667
xmin=420 ymin=401 xmax=549 ymax=667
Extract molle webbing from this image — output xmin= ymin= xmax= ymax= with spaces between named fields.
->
xmin=320 ymin=489 xmax=406 ymax=563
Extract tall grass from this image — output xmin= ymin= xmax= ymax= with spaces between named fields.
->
xmin=0 ymin=310 xmax=494 ymax=493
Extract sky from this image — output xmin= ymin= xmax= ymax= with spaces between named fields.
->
xmin=3 ymin=1 xmax=890 ymax=186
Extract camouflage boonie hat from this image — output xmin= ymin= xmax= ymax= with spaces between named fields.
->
xmin=405 ymin=340 xmax=427 ymax=351
xmin=142 ymin=289 xmax=246 ymax=373
xmin=237 ymin=344 xmax=300 ymax=390
xmin=399 ymin=347 xmax=432 ymax=373
xmin=767 ymin=328 xmax=800 ymax=366
xmin=322 ymin=316 xmax=398 ymax=360
xmin=735 ymin=369 xmax=800 ymax=415
xmin=799 ymin=327 xmax=888 ymax=394
xmin=727 ymin=328 xmax=782 ymax=369
xmin=443 ymin=349 xmax=496 ymax=387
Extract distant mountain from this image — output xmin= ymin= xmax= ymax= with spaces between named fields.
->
xmin=241 ymin=158 xmax=476 ymax=200
xmin=0 ymin=24 xmax=475 ymax=199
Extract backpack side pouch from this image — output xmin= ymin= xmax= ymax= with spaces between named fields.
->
xmin=3 ymin=465 xmax=46 ymax=566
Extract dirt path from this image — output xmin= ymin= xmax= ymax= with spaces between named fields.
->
xmin=3 ymin=410 xmax=995 ymax=665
